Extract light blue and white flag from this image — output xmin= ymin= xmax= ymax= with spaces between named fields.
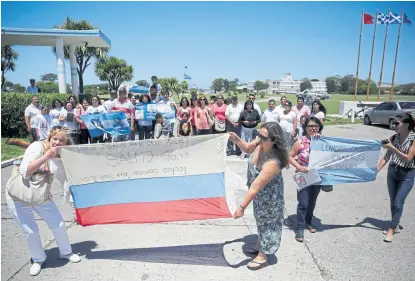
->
xmin=308 ymin=137 xmax=381 ymax=185
xmin=80 ymin=112 xmax=130 ymax=138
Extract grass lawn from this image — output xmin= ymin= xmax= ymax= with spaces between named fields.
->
xmin=1 ymin=138 xmax=28 ymax=161
xmin=258 ymin=94 xmax=415 ymax=115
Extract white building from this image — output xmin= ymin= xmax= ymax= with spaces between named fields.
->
xmin=266 ymin=73 xmax=327 ymax=95
xmin=236 ymin=80 xmax=256 ymax=92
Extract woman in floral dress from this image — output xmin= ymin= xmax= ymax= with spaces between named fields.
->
xmin=229 ymin=122 xmax=289 ymax=270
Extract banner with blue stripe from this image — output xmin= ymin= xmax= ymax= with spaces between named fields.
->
xmin=308 ymin=137 xmax=381 ymax=185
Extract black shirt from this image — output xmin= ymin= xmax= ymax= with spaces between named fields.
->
xmin=239 ymin=109 xmax=261 ymax=128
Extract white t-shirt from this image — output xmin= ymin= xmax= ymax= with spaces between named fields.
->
xmin=279 ymin=111 xmax=297 ymax=133
xmin=32 ymin=114 xmax=52 ymax=140
xmin=311 ymin=111 xmax=325 ymax=120
xmin=262 ymin=108 xmax=280 ymax=124
xmin=24 ymin=103 xmax=42 ymax=127
xmin=87 ymin=105 xmax=107 ymax=115
xmin=225 ymin=104 xmax=244 ymax=123
xmin=50 ymin=107 xmax=67 ymax=127
xmin=253 ymin=103 xmax=262 ymax=116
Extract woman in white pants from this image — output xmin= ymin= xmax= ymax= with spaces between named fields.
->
xmin=6 ymin=127 xmax=81 ymax=276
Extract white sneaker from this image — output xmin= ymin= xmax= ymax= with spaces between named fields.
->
xmin=59 ymin=253 xmax=81 ymax=263
xmin=30 ymin=262 xmax=43 ymax=276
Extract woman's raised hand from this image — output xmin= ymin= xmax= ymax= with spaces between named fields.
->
xmin=228 ymin=132 xmax=238 ymax=142
xmin=45 ymin=147 xmax=59 ymax=159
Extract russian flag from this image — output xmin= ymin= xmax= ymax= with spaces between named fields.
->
xmin=60 ymin=135 xmax=232 ymax=226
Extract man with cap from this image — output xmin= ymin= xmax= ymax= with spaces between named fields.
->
xmin=27 ymin=78 xmax=39 ymax=94
xmin=225 ymin=95 xmax=244 ymax=156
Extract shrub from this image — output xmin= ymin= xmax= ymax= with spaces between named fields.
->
xmin=1 ymin=92 xmax=92 ymax=138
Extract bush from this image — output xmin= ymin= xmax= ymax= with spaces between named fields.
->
xmin=1 ymin=92 xmax=93 ymax=138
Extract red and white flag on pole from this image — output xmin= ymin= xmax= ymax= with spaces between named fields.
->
xmin=364 ymin=13 xmax=374 ymax=24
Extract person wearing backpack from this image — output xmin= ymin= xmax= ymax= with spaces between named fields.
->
xmin=5 ymin=127 xmax=81 ymax=276
xmin=377 ymin=113 xmax=415 ymax=243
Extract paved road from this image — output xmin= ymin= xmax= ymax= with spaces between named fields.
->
xmin=2 ymin=125 xmax=414 ymax=281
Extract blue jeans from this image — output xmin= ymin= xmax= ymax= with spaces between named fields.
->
xmin=296 ymin=185 xmax=321 ymax=231
xmin=387 ymin=164 xmax=415 ymax=229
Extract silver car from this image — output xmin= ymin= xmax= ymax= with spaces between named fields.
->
xmin=364 ymin=101 xmax=415 ymax=129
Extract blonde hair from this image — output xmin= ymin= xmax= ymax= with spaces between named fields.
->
xmin=42 ymin=127 xmax=72 ymax=152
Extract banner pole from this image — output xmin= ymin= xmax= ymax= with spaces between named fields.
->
xmin=366 ymin=10 xmax=378 ymax=101
xmin=377 ymin=9 xmax=390 ymax=102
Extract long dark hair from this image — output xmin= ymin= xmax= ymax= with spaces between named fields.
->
xmin=180 ymin=97 xmax=190 ymax=107
xmin=51 ymin=99 xmax=63 ymax=109
xmin=395 ymin=113 xmax=415 ymax=132
xmin=312 ymin=100 xmax=327 ymax=115
xmin=302 ymin=117 xmax=324 ymax=136
xmin=90 ymin=95 xmax=101 ymax=105
xmin=244 ymin=100 xmax=253 ymax=111
xmin=261 ymin=122 xmax=290 ymax=169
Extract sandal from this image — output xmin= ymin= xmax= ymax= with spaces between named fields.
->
xmin=295 ymin=232 xmax=304 ymax=243
xmin=306 ymin=224 xmax=317 ymax=233
xmin=243 ymin=248 xmax=259 ymax=255
xmin=247 ymin=260 xmax=269 ymax=271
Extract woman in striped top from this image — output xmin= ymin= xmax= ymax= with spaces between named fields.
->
xmin=377 ymin=113 xmax=415 ymax=243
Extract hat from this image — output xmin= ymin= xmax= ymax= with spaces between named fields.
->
xmin=29 ymin=78 xmax=35 ymax=82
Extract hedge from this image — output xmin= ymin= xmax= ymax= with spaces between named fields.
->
xmin=1 ymin=92 xmax=93 ymax=138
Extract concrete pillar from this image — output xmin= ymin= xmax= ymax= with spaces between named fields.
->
xmin=55 ymin=37 xmax=67 ymax=94
xmin=69 ymin=45 xmax=79 ymax=95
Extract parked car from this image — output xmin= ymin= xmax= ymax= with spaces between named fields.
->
xmin=364 ymin=101 xmax=415 ymax=129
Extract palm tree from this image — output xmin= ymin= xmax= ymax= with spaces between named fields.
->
xmin=52 ymin=17 xmax=109 ymax=94
xmin=1 ymin=46 xmax=19 ymax=88
xmin=95 ymin=56 xmax=134 ymax=92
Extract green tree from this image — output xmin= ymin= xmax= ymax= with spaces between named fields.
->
xmin=325 ymin=77 xmax=341 ymax=93
xmin=12 ymin=83 xmax=25 ymax=92
xmin=1 ymin=46 xmax=19 ymax=88
xmin=253 ymin=81 xmax=269 ymax=97
xmin=41 ymin=73 xmax=58 ymax=82
xmin=229 ymin=78 xmax=239 ymax=92
xmin=211 ymin=78 xmax=224 ymax=93
xmin=223 ymin=79 xmax=230 ymax=92
xmin=52 ymin=17 xmax=109 ymax=94
xmin=135 ymin=80 xmax=150 ymax=87
xmin=301 ymin=77 xmax=310 ymax=82
xmin=37 ymin=81 xmax=59 ymax=93
xmin=158 ymin=77 xmax=180 ymax=99
xmin=300 ymin=80 xmax=313 ymax=92
xmin=4 ymin=80 xmax=13 ymax=88
xmin=310 ymin=79 xmax=319 ymax=82
xmin=180 ymin=80 xmax=189 ymax=94
xmin=95 ymin=56 xmax=134 ymax=91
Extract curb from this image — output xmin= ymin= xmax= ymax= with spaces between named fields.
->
xmin=1 ymin=156 xmax=23 ymax=169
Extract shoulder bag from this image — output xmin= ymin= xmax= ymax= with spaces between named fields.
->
xmin=6 ymin=142 xmax=52 ymax=205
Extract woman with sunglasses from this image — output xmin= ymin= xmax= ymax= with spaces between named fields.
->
xmin=86 ymin=95 xmax=107 ymax=143
xmin=377 ymin=113 xmax=415 ymax=243
xmin=289 ymin=117 xmax=324 ymax=243
xmin=6 ymin=127 xmax=81 ymax=276
xmin=229 ymin=122 xmax=289 ymax=270
xmin=195 ymin=95 xmax=214 ymax=135
xmin=212 ymin=94 xmax=227 ymax=133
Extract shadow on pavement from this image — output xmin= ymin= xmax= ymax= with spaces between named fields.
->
xmin=41 ymin=240 xmax=98 ymax=269
xmin=285 ymin=214 xmax=386 ymax=233
xmin=85 ymin=235 xmax=278 ymax=268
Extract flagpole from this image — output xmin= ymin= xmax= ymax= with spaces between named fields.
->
xmin=366 ymin=10 xmax=378 ymax=101
xmin=377 ymin=9 xmax=390 ymax=102
xmin=354 ymin=10 xmax=364 ymax=101
xmin=389 ymin=9 xmax=404 ymax=100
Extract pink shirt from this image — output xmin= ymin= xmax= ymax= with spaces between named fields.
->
xmin=195 ymin=107 xmax=212 ymax=130
xmin=292 ymin=105 xmax=311 ymax=121
xmin=212 ymin=104 xmax=227 ymax=121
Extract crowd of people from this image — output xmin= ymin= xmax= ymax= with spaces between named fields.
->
xmin=13 ymin=78 xmax=415 ymax=275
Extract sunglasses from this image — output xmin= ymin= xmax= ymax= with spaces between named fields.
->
xmin=200 ymin=98 xmax=206 ymax=101
xmin=307 ymin=124 xmax=319 ymax=128
xmin=258 ymin=134 xmax=271 ymax=141
xmin=393 ymin=122 xmax=402 ymax=127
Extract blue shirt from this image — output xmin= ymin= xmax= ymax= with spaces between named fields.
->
xmin=27 ymin=86 xmax=39 ymax=94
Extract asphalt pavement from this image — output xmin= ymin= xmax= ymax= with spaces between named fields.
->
xmin=2 ymin=124 xmax=414 ymax=281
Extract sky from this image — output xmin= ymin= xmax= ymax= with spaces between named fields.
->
xmin=1 ymin=1 xmax=415 ymax=89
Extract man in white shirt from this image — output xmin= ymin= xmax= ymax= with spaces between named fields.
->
xmin=26 ymin=79 xmax=39 ymax=94
xmin=275 ymin=96 xmax=288 ymax=113
xmin=261 ymin=99 xmax=280 ymax=124
xmin=24 ymin=95 xmax=42 ymax=142
xmin=225 ymin=95 xmax=244 ymax=156
xmin=248 ymin=94 xmax=262 ymax=115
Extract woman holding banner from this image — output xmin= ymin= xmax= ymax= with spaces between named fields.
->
xmin=230 ymin=122 xmax=289 ymax=270
xmin=137 ymin=94 xmax=153 ymax=140
xmin=87 ymin=96 xmax=107 ymax=143
xmin=377 ymin=113 xmax=415 ymax=243
xmin=6 ymin=127 xmax=81 ymax=276
xmin=289 ymin=117 xmax=324 ymax=243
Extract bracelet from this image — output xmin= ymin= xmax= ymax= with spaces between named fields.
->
xmin=238 ymin=205 xmax=245 ymax=212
